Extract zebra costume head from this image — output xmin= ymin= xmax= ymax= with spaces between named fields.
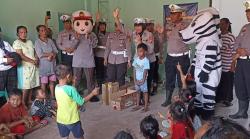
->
xmin=179 ymin=8 xmax=221 ymax=45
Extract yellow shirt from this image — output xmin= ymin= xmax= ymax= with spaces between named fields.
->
xmin=55 ymin=85 xmax=84 ymax=125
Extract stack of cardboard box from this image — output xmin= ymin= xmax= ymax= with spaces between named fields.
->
xmin=102 ymin=82 xmax=137 ymax=110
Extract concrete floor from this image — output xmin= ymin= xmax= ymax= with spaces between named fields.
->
xmin=25 ymin=87 xmax=250 ymax=139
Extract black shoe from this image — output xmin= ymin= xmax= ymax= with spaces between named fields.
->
xmin=161 ymin=100 xmax=171 ymax=107
xmin=150 ymin=92 xmax=156 ymax=96
xmin=90 ymin=96 xmax=100 ymax=102
xmin=222 ymin=101 xmax=233 ymax=107
xmin=229 ymin=113 xmax=248 ymax=119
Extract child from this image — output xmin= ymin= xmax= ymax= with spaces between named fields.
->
xmin=114 ymin=130 xmax=134 ymax=139
xmin=132 ymin=43 xmax=150 ymax=112
xmin=0 ymin=89 xmax=45 ymax=138
xmin=55 ymin=64 xmax=99 ymax=139
xmin=30 ymin=88 xmax=56 ymax=120
xmin=168 ymin=101 xmax=195 ymax=139
xmin=140 ymin=115 xmax=162 ymax=139
xmin=176 ymin=63 xmax=202 ymax=132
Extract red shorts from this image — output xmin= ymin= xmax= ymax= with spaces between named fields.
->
xmin=10 ymin=116 xmax=41 ymax=135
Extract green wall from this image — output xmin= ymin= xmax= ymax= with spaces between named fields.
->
xmin=87 ymin=0 xmax=209 ymax=31
xmin=0 ymin=0 xmax=84 ymax=44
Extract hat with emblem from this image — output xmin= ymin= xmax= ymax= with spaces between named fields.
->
xmin=60 ymin=14 xmax=71 ymax=22
xmin=99 ymin=18 xmax=107 ymax=24
xmin=145 ymin=18 xmax=154 ymax=24
xmin=169 ymin=4 xmax=185 ymax=13
xmin=133 ymin=17 xmax=146 ymax=24
xmin=244 ymin=1 xmax=250 ymax=12
xmin=72 ymin=10 xmax=92 ymax=21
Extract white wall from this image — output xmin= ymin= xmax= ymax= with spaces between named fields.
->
xmin=213 ymin=0 xmax=247 ymax=36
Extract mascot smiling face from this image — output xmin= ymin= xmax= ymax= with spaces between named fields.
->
xmin=72 ymin=10 xmax=94 ymax=34
xmin=179 ymin=8 xmax=221 ymax=44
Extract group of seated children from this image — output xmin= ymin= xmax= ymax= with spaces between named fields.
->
xmin=0 ymin=64 xmax=99 ymax=139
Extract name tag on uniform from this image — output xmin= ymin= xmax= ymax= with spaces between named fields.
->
xmin=124 ymin=50 xmax=128 ymax=57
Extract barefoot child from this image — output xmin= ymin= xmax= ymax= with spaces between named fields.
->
xmin=0 ymin=89 xmax=45 ymax=138
xmin=30 ymin=88 xmax=56 ymax=120
xmin=55 ymin=64 xmax=99 ymax=139
xmin=132 ymin=43 xmax=150 ymax=112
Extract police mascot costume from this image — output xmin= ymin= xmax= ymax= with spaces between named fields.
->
xmin=72 ymin=10 xmax=99 ymax=102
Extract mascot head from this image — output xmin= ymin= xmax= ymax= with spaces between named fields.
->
xmin=72 ymin=10 xmax=94 ymax=34
xmin=179 ymin=8 xmax=221 ymax=45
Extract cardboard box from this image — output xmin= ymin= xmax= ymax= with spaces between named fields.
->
xmin=111 ymin=89 xmax=137 ymax=110
xmin=102 ymin=83 xmax=109 ymax=105
xmin=102 ymin=82 xmax=120 ymax=105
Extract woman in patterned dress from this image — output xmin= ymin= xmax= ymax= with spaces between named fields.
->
xmin=13 ymin=26 xmax=40 ymax=108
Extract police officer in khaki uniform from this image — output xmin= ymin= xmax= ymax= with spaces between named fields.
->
xmin=94 ymin=12 xmax=109 ymax=87
xmin=104 ymin=9 xmax=131 ymax=86
xmin=145 ymin=18 xmax=164 ymax=94
xmin=133 ymin=18 xmax=156 ymax=96
xmin=229 ymin=1 xmax=250 ymax=120
xmin=56 ymin=15 xmax=77 ymax=67
xmin=161 ymin=4 xmax=191 ymax=107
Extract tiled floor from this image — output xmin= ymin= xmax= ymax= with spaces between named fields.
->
xmin=25 ymin=87 xmax=250 ymax=139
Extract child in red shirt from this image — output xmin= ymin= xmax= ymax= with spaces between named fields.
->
xmin=0 ymin=89 xmax=45 ymax=138
xmin=168 ymin=101 xmax=195 ymax=139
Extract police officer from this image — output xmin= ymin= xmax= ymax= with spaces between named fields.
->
xmin=229 ymin=1 xmax=250 ymax=120
xmin=94 ymin=12 xmax=109 ymax=87
xmin=104 ymin=9 xmax=131 ymax=86
xmin=145 ymin=18 xmax=164 ymax=95
xmin=133 ymin=18 xmax=156 ymax=96
xmin=56 ymin=15 xmax=76 ymax=67
xmin=161 ymin=4 xmax=191 ymax=107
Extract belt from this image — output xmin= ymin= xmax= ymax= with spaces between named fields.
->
xmin=111 ymin=50 xmax=125 ymax=55
xmin=62 ymin=51 xmax=74 ymax=56
xmin=155 ymin=52 xmax=160 ymax=56
xmin=97 ymin=46 xmax=106 ymax=49
xmin=239 ymin=56 xmax=250 ymax=59
xmin=168 ymin=51 xmax=189 ymax=57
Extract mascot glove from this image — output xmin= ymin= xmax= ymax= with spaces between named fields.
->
xmin=198 ymin=70 xmax=209 ymax=83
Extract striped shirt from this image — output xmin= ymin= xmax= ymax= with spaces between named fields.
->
xmin=220 ymin=33 xmax=236 ymax=72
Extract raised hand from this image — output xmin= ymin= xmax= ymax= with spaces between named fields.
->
xmin=155 ymin=23 xmax=164 ymax=34
xmin=113 ymin=8 xmax=120 ymax=19
xmin=96 ymin=11 xmax=101 ymax=22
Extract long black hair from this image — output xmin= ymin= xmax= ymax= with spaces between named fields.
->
xmin=221 ymin=18 xmax=232 ymax=33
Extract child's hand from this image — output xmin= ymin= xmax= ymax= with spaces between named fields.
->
xmin=50 ymin=110 xmax=57 ymax=116
xmin=91 ymin=87 xmax=100 ymax=96
xmin=0 ymin=124 xmax=10 ymax=133
xmin=158 ymin=112 xmax=165 ymax=119
xmin=176 ymin=62 xmax=182 ymax=72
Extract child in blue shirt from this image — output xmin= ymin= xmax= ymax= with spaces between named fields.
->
xmin=132 ymin=43 xmax=150 ymax=112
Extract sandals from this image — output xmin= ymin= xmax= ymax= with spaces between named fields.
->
xmin=131 ymin=106 xmax=142 ymax=112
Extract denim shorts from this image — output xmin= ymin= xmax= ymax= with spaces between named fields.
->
xmin=57 ymin=121 xmax=84 ymax=138
xmin=135 ymin=81 xmax=148 ymax=93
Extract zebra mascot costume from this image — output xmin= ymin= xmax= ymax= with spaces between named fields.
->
xmin=179 ymin=8 xmax=222 ymax=120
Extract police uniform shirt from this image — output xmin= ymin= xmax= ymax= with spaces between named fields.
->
xmin=94 ymin=32 xmax=109 ymax=58
xmin=153 ymin=31 xmax=164 ymax=55
xmin=72 ymin=32 xmax=98 ymax=68
xmin=165 ymin=20 xmax=190 ymax=54
xmin=56 ymin=30 xmax=78 ymax=52
xmin=234 ymin=23 xmax=250 ymax=54
xmin=104 ymin=32 xmax=131 ymax=64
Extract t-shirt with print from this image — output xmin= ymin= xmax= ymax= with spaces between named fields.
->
xmin=132 ymin=57 xmax=150 ymax=80
xmin=55 ymin=84 xmax=85 ymax=125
